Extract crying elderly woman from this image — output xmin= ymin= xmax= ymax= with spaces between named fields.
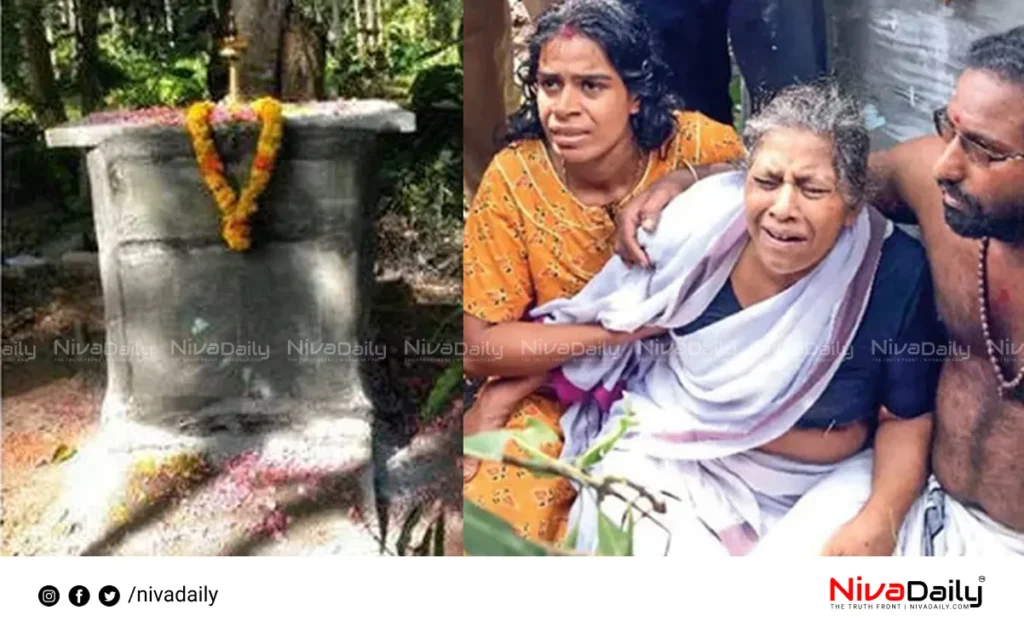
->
xmin=532 ymin=79 xmax=940 ymax=556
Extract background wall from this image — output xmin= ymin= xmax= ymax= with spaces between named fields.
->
xmin=826 ymin=0 xmax=1024 ymax=150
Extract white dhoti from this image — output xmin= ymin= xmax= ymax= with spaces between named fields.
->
xmin=570 ymin=447 xmax=874 ymax=556
xmin=895 ymin=476 xmax=1024 ymax=556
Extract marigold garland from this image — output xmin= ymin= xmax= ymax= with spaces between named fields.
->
xmin=184 ymin=97 xmax=284 ymax=251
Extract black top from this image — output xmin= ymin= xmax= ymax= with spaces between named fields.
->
xmin=674 ymin=228 xmax=941 ymax=430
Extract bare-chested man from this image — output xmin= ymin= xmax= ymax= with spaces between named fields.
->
xmin=615 ymin=26 xmax=1024 ymax=555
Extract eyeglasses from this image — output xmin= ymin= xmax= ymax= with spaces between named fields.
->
xmin=933 ymin=107 xmax=1024 ymax=167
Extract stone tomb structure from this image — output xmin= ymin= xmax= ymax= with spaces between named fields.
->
xmin=42 ymin=100 xmax=414 ymax=554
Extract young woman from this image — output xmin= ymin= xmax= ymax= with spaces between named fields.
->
xmin=462 ymin=0 xmax=745 ymax=544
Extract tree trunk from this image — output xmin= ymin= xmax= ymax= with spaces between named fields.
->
xmin=44 ymin=14 xmax=60 ymax=80
xmin=352 ymin=0 xmax=364 ymax=57
xmin=279 ymin=8 xmax=327 ymax=102
xmin=164 ymin=0 xmax=175 ymax=40
xmin=373 ymin=0 xmax=383 ymax=50
xmin=231 ymin=0 xmax=292 ymax=99
xmin=330 ymin=0 xmax=340 ymax=43
xmin=364 ymin=0 xmax=375 ymax=51
xmin=18 ymin=0 xmax=67 ymax=126
xmin=76 ymin=0 xmax=102 ymax=114
xmin=65 ymin=0 xmax=75 ymax=35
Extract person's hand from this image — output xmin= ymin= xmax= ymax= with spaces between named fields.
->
xmin=822 ymin=508 xmax=898 ymax=556
xmin=463 ymin=375 xmax=545 ymax=481
xmin=464 ymin=379 xmax=528 ymax=437
xmin=614 ymin=170 xmax=696 ymax=268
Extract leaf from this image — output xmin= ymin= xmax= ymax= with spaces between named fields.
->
xmin=623 ymin=508 xmax=635 ymax=556
xmin=420 ymin=359 xmax=463 ymax=419
xmin=463 ymin=430 xmax=517 ymax=462
xmin=51 ymin=444 xmax=77 ymax=464
xmin=596 ymin=509 xmax=632 ymax=556
xmin=463 ymin=501 xmax=550 ymax=556
xmin=396 ymin=503 xmax=425 ymax=556
xmin=562 ymin=521 xmax=580 ymax=551
xmin=169 ymin=66 xmax=196 ymax=80
xmin=509 ymin=437 xmax=559 ymax=479
xmin=576 ymin=415 xmax=638 ymax=470
xmin=464 ymin=417 xmax=557 ymax=460
xmin=517 ymin=416 xmax=559 ymax=450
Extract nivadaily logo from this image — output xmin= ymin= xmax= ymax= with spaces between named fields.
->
xmin=830 ymin=576 xmax=984 ymax=610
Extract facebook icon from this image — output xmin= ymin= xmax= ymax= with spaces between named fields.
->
xmin=69 ymin=585 xmax=90 ymax=606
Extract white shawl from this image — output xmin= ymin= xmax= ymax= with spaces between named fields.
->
xmin=530 ymin=171 xmax=890 ymax=553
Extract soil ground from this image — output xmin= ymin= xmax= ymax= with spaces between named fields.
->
xmin=1 ymin=212 xmax=463 ymax=556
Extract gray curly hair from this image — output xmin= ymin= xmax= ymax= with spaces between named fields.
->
xmin=741 ymin=79 xmax=870 ymax=209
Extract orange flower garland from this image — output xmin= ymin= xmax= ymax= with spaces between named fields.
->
xmin=185 ymin=98 xmax=284 ymax=251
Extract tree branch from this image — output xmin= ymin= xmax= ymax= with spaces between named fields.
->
xmin=501 ymin=452 xmax=668 ymax=525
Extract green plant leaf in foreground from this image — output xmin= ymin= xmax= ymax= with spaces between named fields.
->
xmin=463 ymin=416 xmax=559 ymax=462
xmin=463 ymin=501 xmax=550 ymax=556
xmin=463 ymin=430 xmax=518 ymax=462
xmin=576 ymin=414 xmax=638 ymax=470
xmin=420 ymin=359 xmax=463 ymax=419
xmin=562 ymin=521 xmax=580 ymax=551
xmin=623 ymin=508 xmax=635 ymax=556
xmin=596 ymin=508 xmax=632 ymax=556
xmin=519 ymin=416 xmax=560 ymax=447
xmin=509 ymin=436 xmax=560 ymax=479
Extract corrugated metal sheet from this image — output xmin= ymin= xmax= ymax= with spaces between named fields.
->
xmin=826 ymin=0 xmax=1024 ymax=150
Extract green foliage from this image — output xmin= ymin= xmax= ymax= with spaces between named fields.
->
xmin=1 ymin=104 xmax=88 ymax=254
xmin=325 ymin=0 xmax=460 ymax=101
xmin=577 ymin=415 xmax=638 ymax=470
xmin=3 ymin=0 xmax=462 ymax=255
xmin=561 ymin=520 xmax=580 ymax=550
xmin=381 ymin=1 xmax=460 ymax=82
xmin=597 ymin=506 xmax=633 ymax=556
xmin=409 ymin=63 xmax=461 ymax=110
xmin=420 ymin=359 xmax=463 ymax=420
xmin=379 ymin=65 xmax=462 ymax=221
xmin=374 ymin=61 xmax=461 ymax=274
xmin=3 ymin=0 xmax=215 ymax=112
xmin=326 ymin=39 xmax=389 ymax=100
xmin=100 ymin=45 xmax=210 ymax=109
xmin=2 ymin=0 xmax=461 ymax=114
xmin=464 ymin=402 xmax=653 ymax=556
xmin=463 ymin=417 xmax=560 ymax=464
xmin=1 ymin=2 xmax=27 ymax=102
xmin=464 ymin=501 xmax=551 ymax=556
xmin=0 ymin=102 xmax=40 ymax=138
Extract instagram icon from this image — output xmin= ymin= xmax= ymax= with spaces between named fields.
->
xmin=38 ymin=586 xmax=60 ymax=607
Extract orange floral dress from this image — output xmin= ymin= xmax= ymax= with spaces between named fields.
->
xmin=463 ymin=110 xmax=745 ymax=545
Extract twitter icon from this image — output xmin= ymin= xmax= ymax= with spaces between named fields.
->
xmin=99 ymin=585 xmax=120 ymax=606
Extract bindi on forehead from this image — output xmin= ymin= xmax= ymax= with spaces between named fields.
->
xmin=950 ymin=70 xmax=1024 ymax=146
xmin=540 ymin=35 xmax=614 ymax=75
xmin=558 ymin=23 xmax=578 ymax=39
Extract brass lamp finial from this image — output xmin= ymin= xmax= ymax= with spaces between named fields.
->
xmin=219 ymin=9 xmax=248 ymax=105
